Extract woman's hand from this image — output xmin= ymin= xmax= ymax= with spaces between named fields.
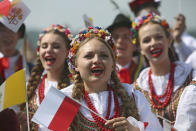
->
xmin=105 ymin=117 xmax=140 ymax=131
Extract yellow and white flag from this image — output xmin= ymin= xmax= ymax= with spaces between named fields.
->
xmin=0 ymin=69 xmax=26 ymax=111
xmin=83 ymin=14 xmax=93 ymax=28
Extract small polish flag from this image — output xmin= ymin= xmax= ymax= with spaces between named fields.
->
xmin=32 ymin=87 xmax=80 ymax=131
xmin=158 ymin=115 xmax=175 ymax=131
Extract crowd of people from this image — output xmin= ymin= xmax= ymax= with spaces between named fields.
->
xmin=0 ymin=0 xmax=196 ymax=131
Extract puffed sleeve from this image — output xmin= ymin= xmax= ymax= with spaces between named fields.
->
xmin=174 ymin=32 xmax=196 ymax=62
xmin=174 ymin=85 xmax=196 ymax=131
xmin=122 ymin=83 xmax=163 ymax=131
xmin=174 ymin=40 xmax=192 ymax=62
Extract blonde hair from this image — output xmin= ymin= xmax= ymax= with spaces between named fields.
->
xmin=27 ymin=28 xmax=71 ymax=101
xmin=68 ymin=36 xmax=139 ymax=130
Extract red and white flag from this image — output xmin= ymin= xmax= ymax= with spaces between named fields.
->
xmin=32 ymin=87 xmax=80 ymax=131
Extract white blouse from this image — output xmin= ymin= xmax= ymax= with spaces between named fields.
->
xmin=174 ymin=32 xmax=196 ymax=61
xmin=174 ymin=73 xmax=196 ymax=131
xmin=186 ymin=50 xmax=196 ymax=70
xmin=136 ymin=61 xmax=196 ymax=130
xmin=136 ymin=61 xmax=192 ymax=94
xmin=61 ymin=83 xmax=162 ymax=131
xmin=36 ymin=79 xmax=58 ymax=131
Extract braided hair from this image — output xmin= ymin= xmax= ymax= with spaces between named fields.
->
xmin=27 ymin=25 xmax=71 ymax=101
xmin=68 ymin=35 xmax=139 ymax=130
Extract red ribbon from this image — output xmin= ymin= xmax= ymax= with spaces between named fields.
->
xmin=144 ymin=122 xmax=148 ymax=129
xmin=118 ymin=68 xmax=131 ymax=84
xmin=38 ymin=74 xmax=47 ymax=104
xmin=0 ymin=57 xmax=9 ymax=81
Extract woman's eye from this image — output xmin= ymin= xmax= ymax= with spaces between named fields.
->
xmin=101 ymin=54 xmax=108 ymax=58
xmin=84 ymin=54 xmax=93 ymax=59
xmin=41 ymin=43 xmax=47 ymax=48
xmin=156 ymin=35 xmax=163 ymax=40
xmin=53 ymin=43 xmax=60 ymax=49
xmin=53 ymin=45 xmax=60 ymax=49
xmin=142 ymin=38 xmax=150 ymax=43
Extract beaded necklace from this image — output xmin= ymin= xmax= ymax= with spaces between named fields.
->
xmin=83 ymin=86 xmax=119 ymax=131
xmin=148 ymin=63 xmax=175 ymax=109
xmin=38 ymin=74 xmax=47 ymax=104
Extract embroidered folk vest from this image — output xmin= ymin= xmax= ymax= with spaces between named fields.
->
xmin=68 ymin=94 xmax=139 ymax=131
xmin=134 ymin=71 xmax=193 ymax=124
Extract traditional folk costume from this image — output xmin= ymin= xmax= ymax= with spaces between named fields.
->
xmin=28 ymin=24 xmax=72 ymax=131
xmin=174 ymin=75 xmax=196 ymax=130
xmin=129 ymin=0 xmax=196 ymax=63
xmin=106 ymin=13 xmax=144 ymax=84
xmin=134 ymin=61 xmax=196 ymax=130
xmin=29 ymin=75 xmax=60 ymax=131
xmin=61 ymin=83 xmax=162 ymax=131
xmin=0 ymin=52 xmax=33 ymax=131
xmin=117 ymin=59 xmax=143 ymax=84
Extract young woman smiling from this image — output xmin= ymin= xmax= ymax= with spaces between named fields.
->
xmin=62 ymin=26 xmax=162 ymax=131
xmin=132 ymin=13 xmax=196 ymax=130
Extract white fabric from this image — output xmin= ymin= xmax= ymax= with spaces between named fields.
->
xmin=35 ymin=79 xmax=58 ymax=106
xmin=174 ymin=84 xmax=196 ymax=131
xmin=61 ymin=83 xmax=162 ymax=131
xmin=127 ymin=116 xmax=145 ymax=130
xmin=136 ymin=61 xmax=192 ymax=96
xmin=116 ymin=61 xmax=131 ymax=70
xmin=174 ymin=32 xmax=196 ymax=61
xmin=136 ymin=61 xmax=196 ymax=130
xmin=185 ymin=51 xmax=196 ymax=70
xmin=35 ymin=79 xmax=58 ymax=131
xmin=0 ymin=52 xmax=3 ymax=58
xmin=174 ymin=71 xmax=196 ymax=131
xmin=182 ymin=32 xmax=196 ymax=52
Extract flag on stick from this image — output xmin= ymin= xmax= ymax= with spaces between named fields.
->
xmin=0 ymin=69 xmax=26 ymax=111
xmin=83 ymin=14 xmax=93 ymax=28
xmin=32 ymin=87 xmax=80 ymax=131
xmin=0 ymin=0 xmax=30 ymax=32
xmin=0 ymin=0 xmax=11 ymax=17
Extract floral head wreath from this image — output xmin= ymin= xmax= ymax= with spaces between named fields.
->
xmin=68 ymin=26 xmax=116 ymax=73
xmin=131 ymin=13 xmax=170 ymax=44
xmin=36 ymin=24 xmax=72 ymax=53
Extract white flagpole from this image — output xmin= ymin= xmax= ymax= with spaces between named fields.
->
xmin=26 ymin=100 xmax=30 ymax=131
xmin=24 ymin=69 xmax=30 ymax=131
xmin=21 ymin=32 xmax=30 ymax=131
xmin=66 ymin=95 xmax=107 ymax=121
xmin=157 ymin=114 xmax=173 ymax=124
